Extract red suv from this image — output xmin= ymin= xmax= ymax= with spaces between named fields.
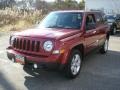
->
xmin=7 ymin=10 xmax=110 ymax=78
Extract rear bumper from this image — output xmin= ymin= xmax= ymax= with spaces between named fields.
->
xmin=7 ymin=48 xmax=65 ymax=69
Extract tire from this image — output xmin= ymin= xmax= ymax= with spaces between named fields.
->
xmin=64 ymin=49 xmax=82 ymax=79
xmin=111 ymin=27 xmax=117 ymax=35
xmin=100 ymin=39 xmax=109 ymax=54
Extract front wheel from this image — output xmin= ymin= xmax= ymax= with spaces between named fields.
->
xmin=100 ymin=39 xmax=109 ymax=54
xmin=65 ymin=49 xmax=82 ymax=79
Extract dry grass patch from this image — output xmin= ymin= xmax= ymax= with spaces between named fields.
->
xmin=0 ymin=9 xmax=44 ymax=32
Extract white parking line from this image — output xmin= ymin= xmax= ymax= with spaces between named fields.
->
xmin=0 ymin=58 xmax=8 ymax=64
xmin=0 ymin=58 xmax=22 ymax=68
xmin=0 ymin=50 xmax=5 ymax=54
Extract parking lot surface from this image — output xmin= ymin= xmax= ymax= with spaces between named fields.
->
xmin=0 ymin=32 xmax=120 ymax=90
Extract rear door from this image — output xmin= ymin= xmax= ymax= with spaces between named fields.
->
xmin=84 ymin=13 xmax=98 ymax=53
xmin=95 ymin=13 xmax=107 ymax=46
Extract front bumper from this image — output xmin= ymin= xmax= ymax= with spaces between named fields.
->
xmin=7 ymin=48 xmax=65 ymax=69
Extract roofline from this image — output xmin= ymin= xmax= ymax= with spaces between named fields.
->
xmin=51 ymin=10 xmax=103 ymax=13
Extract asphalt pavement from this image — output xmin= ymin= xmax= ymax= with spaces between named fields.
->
xmin=0 ymin=31 xmax=120 ymax=90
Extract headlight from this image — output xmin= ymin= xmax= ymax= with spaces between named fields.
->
xmin=10 ymin=36 xmax=15 ymax=45
xmin=43 ymin=41 xmax=53 ymax=52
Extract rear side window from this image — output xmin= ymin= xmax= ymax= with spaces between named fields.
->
xmin=96 ymin=14 xmax=101 ymax=23
xmin=96 ymin=13 xmax=105 ymax=24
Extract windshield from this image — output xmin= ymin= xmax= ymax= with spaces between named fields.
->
xmin=106 ymin=15 xmax=115 ymax=20
xmin=38 ymin=12 xmax=83 ymax=29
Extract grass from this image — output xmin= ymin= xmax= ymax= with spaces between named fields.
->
xmin=0 ymin=20 xmax=33 ymax=32
xmin=0 ymin=8 xmax=44 ymax=32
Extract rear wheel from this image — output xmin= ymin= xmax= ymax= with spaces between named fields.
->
xmin=65 ymin=49 xmax=82 ymax=78
xmin=100 ymin=39 xmax=109 ymax=54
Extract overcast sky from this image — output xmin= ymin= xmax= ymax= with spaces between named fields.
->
xmin=17 ymin=0 xmax=82 ymax=2
xmin=46 ymin=0 xmax=82 ymax=2
xmin=85 ymin=0 xmax=120 ymax=14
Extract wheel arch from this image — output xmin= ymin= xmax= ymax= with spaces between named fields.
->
xmin=71 ymin=44 xmax=84 ymax=60
xmin=60 ymin=43 xmax=85 ymax=67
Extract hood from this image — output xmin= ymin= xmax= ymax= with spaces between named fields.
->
xmin=14 ymin=28 xmax=80 ymax=40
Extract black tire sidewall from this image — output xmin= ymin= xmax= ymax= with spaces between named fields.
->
xmin=65 ymin=49 xmax=82 ymax=78
xmin=100 ymin=39 xmax=109 ymax=54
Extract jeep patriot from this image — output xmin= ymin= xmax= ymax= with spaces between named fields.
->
xmin=7 ymin=10 xmax=110 ymax=78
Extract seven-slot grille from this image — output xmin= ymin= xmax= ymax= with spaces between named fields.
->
xmin=12 ymin=38 xmax=40 ymax=52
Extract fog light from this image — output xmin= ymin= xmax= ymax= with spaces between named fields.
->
xmin=53 ymin=50 xmax=60 ymax=54
xmin=33 ymin=64 xmax=38 ymax=69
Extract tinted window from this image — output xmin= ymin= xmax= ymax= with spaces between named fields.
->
xmin=96 ymin=13 xmax=103 ymax=24
xmin=38 ymin=12 xmax=83 ymax=29
xmin=86 ymin=14 xmax=96 ymax=30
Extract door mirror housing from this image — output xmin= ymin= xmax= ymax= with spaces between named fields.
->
xmin=86 ymin=23 xmax=96 ymax=30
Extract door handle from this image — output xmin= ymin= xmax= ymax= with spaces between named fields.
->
xmin=93 ymin=31 xmax=96 ymax=34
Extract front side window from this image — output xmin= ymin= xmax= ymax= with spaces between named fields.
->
xmin=38 ymin=12 xmax=83 ymax=29
xmin=86 ymin=14 xmax=96 ymax=30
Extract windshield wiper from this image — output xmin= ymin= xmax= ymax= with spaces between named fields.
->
xmin=47 ymin=25 xmax=79 ymax=29
xmin=46 ymin=25 xmax=64 ymax=28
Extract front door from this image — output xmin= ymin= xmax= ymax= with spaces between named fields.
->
xmin=84 ymin=14 xmax=98 ymax=53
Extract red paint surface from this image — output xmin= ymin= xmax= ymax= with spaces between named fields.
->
xmin=7 ymin=10 xmax=110 ymax=65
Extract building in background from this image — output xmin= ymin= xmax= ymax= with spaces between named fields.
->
xmin=85 ymin=0 xmax=120 ymax=14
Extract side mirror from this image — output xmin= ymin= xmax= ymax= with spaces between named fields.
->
xmin=86 ymin=23 xmax=96 ymax=30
